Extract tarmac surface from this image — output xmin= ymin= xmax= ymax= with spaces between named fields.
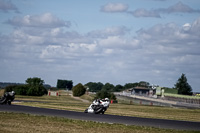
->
xmin=0 ymin=104 xmax=200 ymax=131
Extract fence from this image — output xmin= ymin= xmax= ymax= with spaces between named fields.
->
xmin=164 ymin=96 xmax=200 ymax=104
xmin=164 ymin=93 xmax=200 ymax=105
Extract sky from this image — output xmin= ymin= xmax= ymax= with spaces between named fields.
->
xmin=0 ymin=0 xmax=200 ymax=92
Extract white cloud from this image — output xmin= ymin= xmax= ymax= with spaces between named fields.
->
xmin=98 ymin=36 xmax=140 ymax=50
xmin=101 ymin=3 xmax=128 ymax=13
xmin=182 ymin=23 xmax=191 ymax=31
xmin=40 ymin=42 xmax=98 ymax=62
xmin=87 ymin=26 xmax=129 ymax=38
xmin=190 ymin=18 xmax=200 ymax=36
xmin=80 ymin=43 xmax=97 ymax=52
xmin=6 ymin=13 xmax=70 ymax=28
xmin=103 ymin=48 xmax=113 ymax=54
xmin=1 ymin=9 xmax=200 ymax=91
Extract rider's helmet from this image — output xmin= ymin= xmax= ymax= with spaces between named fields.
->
xmin=105 ymin=98 xmax=109 ymax=101
xmin=11 ymin=91 xmax=16 ymax=95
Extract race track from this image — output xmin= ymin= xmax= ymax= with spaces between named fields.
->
xmin=0 ymin=104 xmax=200 ymax=131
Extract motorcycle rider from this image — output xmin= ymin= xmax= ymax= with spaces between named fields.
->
xmin=104 ymin=98 xmax=109 ymax=102
xmin=93 ymin=99 xmax=101 ymax=105
xmin=0 ymin=91 xmax=15 ymax=105
xmin=84 ymin=97 xmax=110 ymax=114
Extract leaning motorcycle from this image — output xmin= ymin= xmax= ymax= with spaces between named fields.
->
xmin=0 ymin=91 xmax=15 ymax=105
xmin=84 ymin=98 xmax=110 ymax=114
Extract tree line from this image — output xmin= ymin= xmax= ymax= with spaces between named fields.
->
xmin=4 ymin=77 xmax=47 ymax=96
xmin=1 ymin=73 xmax=193 ymax=97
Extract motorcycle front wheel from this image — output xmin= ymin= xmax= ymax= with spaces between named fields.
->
xmin=8 ymin=101 xmax=11 ymax=105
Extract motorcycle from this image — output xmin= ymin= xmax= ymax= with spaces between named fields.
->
xmin=0 ymin=91 xmax=15 ymax=105
xmin=84 ymin=98 xmax=110 ymax=114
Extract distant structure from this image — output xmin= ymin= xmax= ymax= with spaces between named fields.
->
xmin=130 ymin=84 xmax=177 ymax=98
xmin=48 ymin=91 xmax=60 ymax=96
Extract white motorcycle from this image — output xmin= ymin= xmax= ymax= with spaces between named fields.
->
xmin=84 ymin=98 xmax=110 ymax=114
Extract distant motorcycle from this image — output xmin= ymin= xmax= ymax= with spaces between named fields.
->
xmin=84 ymin=98 xmax=110 ymax=114
xmin=0 ymin=91 xmax=15 ymax=105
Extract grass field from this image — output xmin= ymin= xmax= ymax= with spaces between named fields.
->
xmin=1 ymin=91 xmax=200 ymax=132
xmin=0 ymin=112 xmax=199 ymax=133
xmin=12 ymin=92 xmax=200 ymax=122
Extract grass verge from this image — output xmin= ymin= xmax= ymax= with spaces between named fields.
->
xmin=13 ymin=93 xmax=200 ymax=122
xmin=0 ymin=112 xmax=198 ymax=133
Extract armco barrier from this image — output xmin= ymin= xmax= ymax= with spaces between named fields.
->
xmin=164 ymin=96 xmax=200 ymax=105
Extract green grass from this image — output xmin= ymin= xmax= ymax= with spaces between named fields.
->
xmin=13 ymin=93 xmax=200 ymax=122
xmin=15 ymin=94 xmax=89 ymax=112
xmin=0 ymin=112 xmax=198 ymax=133
xmin=107 ymin=103 xmax=200 ymax=122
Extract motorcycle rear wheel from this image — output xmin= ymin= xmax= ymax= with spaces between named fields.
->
xmin=84 ymin=109 xmax=88 ymax=113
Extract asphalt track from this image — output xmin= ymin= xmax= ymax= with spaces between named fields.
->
xmin=0 ymin=104 xmax=200 ymax=131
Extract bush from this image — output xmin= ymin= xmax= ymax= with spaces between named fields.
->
xmin=5 ymin=85 xmax=17 ymax=92
xmin=5 ymin=85 xmax=28 ymax=95
xmin=72 ymin=83 xmax=86 ymax=97
xmin=26 ymin=86 xmax=47 ymax=96
xmin=95 ymin=90 xmax=116 ymax=100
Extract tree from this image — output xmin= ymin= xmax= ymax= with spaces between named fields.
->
xmin=138 ymin=81 xmax=150 ymax=87
xmin=72 ymin=83 xmax=86 ymax=97
xmin=174 ymin=74 xmax=192 ymax=95
xmin=113 ymin=84 xmax=124 ymax=92
xmin=124 ymin=83 xmax=139 ymax=89
xmin=95 ymin=90 xmax=116 ymax=100
xmin=26 ymin=77 xmax=47 ymax=96
xmin=102 ymin=83 xmax=114 ymax=92
xmin=84 ymin=82 xmax=103 ymax=92
xmin=57 ymin=79 xmax=73 ymax=90
xmin=17 ymin=85 xmax=29 ymax=95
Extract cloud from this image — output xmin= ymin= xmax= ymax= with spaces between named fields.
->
xmin=129 ymin=8 xmax=161 ymax=18
xmin=87 ymin=26 xmax=130 ymax=38
xmin=158 ymin=1 xmax=200 ymax=13
xmin=182 ymin=23 xmax=191 ymax=31
xmin=130 ymin=19 xmax=200 ymax=89
xmin=1 ymin=10 xmax=200 ymax=90
xmin=137 ymin=17 xmax=200 ymax=59
xmin=101 ymin=3 xmax=128 ymax=13
xmin=102 ymin=2 xmax=200 ymax=18
xmin=0 ymin=0 xmax=19 ymax=13
xmin=98 ymin=36 xmax=140 ymax=50
xmin=6 ymin=13 xmax=71 ymax=28
xmin=132 ymin=2 xmax=200 ymax=18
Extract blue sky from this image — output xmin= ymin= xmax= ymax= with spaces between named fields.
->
xmin=0 ymin=0 xmax=200 ymax=92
